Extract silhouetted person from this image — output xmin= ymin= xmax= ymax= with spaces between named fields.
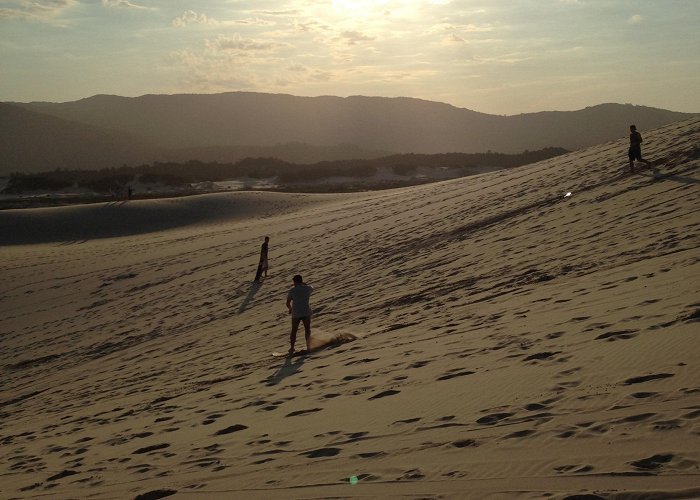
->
xmin=628 ymin=124 xmax=651 ymax=173
xmin=127 ymin=185 xmax=133 ymax=200
xmin=254 ymin=236 xmax=269 ymax=282
xmin=286 ymin=274 xmax=313 ymax=354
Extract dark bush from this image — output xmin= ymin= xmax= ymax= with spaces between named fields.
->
xmin=80 ymin=174 xmax=133 ymax=193
xmin=2 ymin=174 xmax=72 ymax=193
xmin=391 ymin=164 xmax=417 ymax=176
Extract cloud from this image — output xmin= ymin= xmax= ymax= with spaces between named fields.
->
xmin=337 ymin=29 xmax=375 ymax=46
xmin=168 ymin=47 xmax=270 ymax=93
xmin=0 ymin=0 xmax=76 ymax=23
xmin=172 ymin=10 xmax=215 ymax=27
xmin=206 ymin=34 xmax=281 ymax=53
xmin=444 ymin=33 xmax=465 ymax=44
xmin=226 ymin=17 xmax=276 ymax=27
xmin=259 ymin=9 xmax=300 ymax=16
xmin=628 ymin=14 xmax=643 ymax=25
xmin=294 ymin=18 xmax=329 ymax=33
xmin=171 ymin=11 xmax=277 ymax=28
xmin=101 ymin=0 xmax=150 ymax=10
xmin=430 ymin=22 xmax=494 ymax=36
xmin=0 ymin=8 xmax=23 ymax=19
xmin=287 ymin=62 xmax=308 ymax=72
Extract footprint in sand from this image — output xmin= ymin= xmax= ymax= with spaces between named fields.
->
xmin=546 ymin=331 xmax=565 ymax=339
xmin=652 ymin=419 xmax=682 ymax=431
xmin=213 ymin=424 xmax=247 ymax=436
xmin=368 ymin=389 xmax=400 ymax=400
xmin=614 ymin=413 xmax=655 ymax=423
xmin=524 ymin=403 xmax=548 ymax=411
xmin=134 ymin=489 xmax=177 ymax=500
xmin=392 ymin=417 xmax=421 ymax=425
xmin=300 ymin=447 xmax=341 ymax=458
xmin=285 ymin=408 xmax=322 ymax=417
xmin=201 ymin=413 xmax=225 ymax=425
xmin=595 ymin=329 xmax=638 ymax=341
xmin=344 ymin=357 xmax=378 ymax=366
xmin=630 ymin=392 xmax=657 ymax=399
xmin=554 ymin=464 xmax=594 ymax=474
xmin=397 ymin=468 xmax=425 ymax=480
xmin=476 ymin=412 xmax=513 ymax=425
xmin=623 ymin=373 xmax=674 ymax=385
xmin=437 ymin=370 xmax=474 ymax=381
xmin=504 ymin=429 xmax=536 ymax=439
xmin=451 ymin=439 xmax=478 ymax=448
xmin=133 ymin=443 xmax=170 ymax=454
xmin=47 ymin=469 xmax=79 ymax=481
xmin=523 ymin=351 xmax=560 ymax=362
xmin=353 ymin=451 xmax=386 ymax=458
xmin=682 ymin=409 xmax=700 ymax=419
xmin=629 ymin=453 xmax=674 ymax=471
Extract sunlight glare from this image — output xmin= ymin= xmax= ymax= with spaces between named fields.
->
xmin=332 ymin=0 xmax=390 ymax=17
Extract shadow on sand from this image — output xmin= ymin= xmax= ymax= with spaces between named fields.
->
xmin=265 ymin=355 xmax=307 ymax=386
xmin=264 ymin=332 xmax=359 ymax=386
xmin=659 ymin=173 xmax=698 ymax=185
xmin=238 ymin=280 xmax=262 ymax=313
xmin=637 ymin=171 xmax=700 ymax=185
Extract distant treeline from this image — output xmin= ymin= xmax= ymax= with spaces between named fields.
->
xmin=2 ymin=148 xmax=567 ymax=194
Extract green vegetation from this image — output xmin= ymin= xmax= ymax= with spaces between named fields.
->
xmin=2 ymin=147 xmax=567 ymax=195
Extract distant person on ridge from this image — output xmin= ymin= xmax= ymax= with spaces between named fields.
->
xmin=628 ymin=124 xmax=651 ymax=173
xmin=254 ymin=236 xmax=269 ymax=282
xmin=286 ymin=274 xmax=314 ymax=355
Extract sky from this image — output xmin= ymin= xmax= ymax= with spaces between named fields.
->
xmin=1 ymin=0 xmax=699 ymax=115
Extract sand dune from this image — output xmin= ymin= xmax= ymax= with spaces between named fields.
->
xmin=0 ymin=191 xmax=342 ymax=246
xmin=1 ymin=118 xmax=699 ymax=499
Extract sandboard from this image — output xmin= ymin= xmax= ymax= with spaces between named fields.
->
xmin=272 ymin=350 xmax=308 ymax=358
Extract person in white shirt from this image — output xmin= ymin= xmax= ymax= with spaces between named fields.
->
xmin=286 ymin=274 xmax=314 ymax=354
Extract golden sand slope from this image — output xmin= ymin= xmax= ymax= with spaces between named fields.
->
xmin=1 ymin=118 xmax=699 ymax=499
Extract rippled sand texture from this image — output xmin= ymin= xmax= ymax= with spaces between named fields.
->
xmin=1 ymin=118 xmax=699 ymax=499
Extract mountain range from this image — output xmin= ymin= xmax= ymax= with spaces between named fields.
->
xmin=2 ymin=92 xmax=696 ymax=174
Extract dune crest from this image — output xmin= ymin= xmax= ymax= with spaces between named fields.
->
xmin=0 ymin=191 xmax=344 ymax=245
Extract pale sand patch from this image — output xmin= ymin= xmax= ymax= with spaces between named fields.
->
xmin=0 ymin=117 xmax=698 ymax=499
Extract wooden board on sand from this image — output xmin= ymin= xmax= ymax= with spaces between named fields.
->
xmin=272 ymin=350 xmax=308 ymax=358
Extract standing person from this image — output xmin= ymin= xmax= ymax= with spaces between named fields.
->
xmin=286 ymin=274 xmax=313 ymax=354
xmin=254 ymin=236 xmax=269 ymax=282
xmin=628 ymin=124 xmax=651 ymax=173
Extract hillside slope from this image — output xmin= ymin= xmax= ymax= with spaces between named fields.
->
xmin=19 ymin=93 xmax=696 ymax=153
xmin=0 ymin=118 xmax=698 ymax=498
xmin=0 ymin=103 xmax=160 ymax=173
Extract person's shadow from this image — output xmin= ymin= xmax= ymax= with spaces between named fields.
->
xmin=265 ymin=355 xmax=306 ymax=386
xmin=237 ymin=280 xmax=262 ymax=314
xmin=638 ymin=171 xmax=700 ymax=185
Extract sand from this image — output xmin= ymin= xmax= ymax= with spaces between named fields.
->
xmin=1 ymin=118 xmax=699 ymax=499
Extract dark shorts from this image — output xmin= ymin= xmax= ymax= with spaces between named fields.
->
xmin=628 ymin=146 xmax=642 ymax=161
xmin=291 ymin=316 xmax=310 ymax=326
